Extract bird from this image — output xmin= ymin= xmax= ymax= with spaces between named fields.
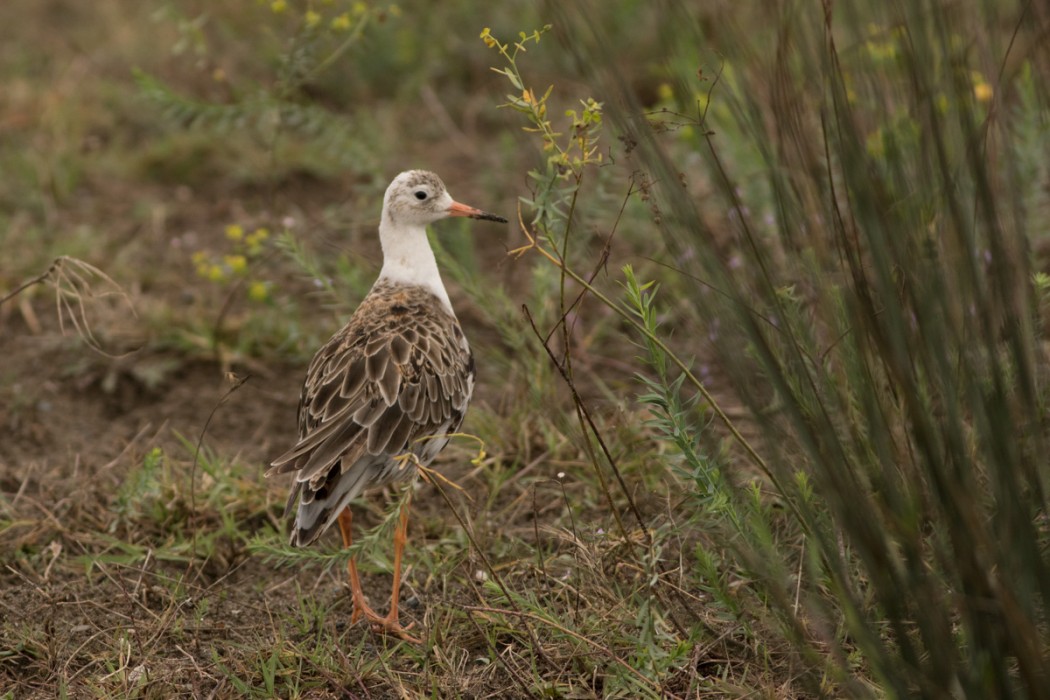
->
xmin=268 ymin=170 xmax=507 ymax=641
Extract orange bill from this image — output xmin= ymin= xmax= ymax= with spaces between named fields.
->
xmin=447 ymin=200 xmax=508 ymax=223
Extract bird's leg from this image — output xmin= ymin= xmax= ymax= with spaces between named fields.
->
xmin=336 ymin=507 xmax=379 ymax=624
xmin=337 ymin=502 xmax=419 ymax=642
xmin=373 ymin=495 xmax=419 ymax=641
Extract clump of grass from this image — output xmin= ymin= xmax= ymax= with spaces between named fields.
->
xmin=504 ymin=0 xmax=1050 ymax=696
xmin=0 ymin=256 xmax=137 ymax=357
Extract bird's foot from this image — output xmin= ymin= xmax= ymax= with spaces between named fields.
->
xmin=349 ymin=588 xmax=420 ymax=642
xmin=349 ymin=589 xmax=379 ymax=625
xmin=365 ymin=612 xmax=420 ymax=643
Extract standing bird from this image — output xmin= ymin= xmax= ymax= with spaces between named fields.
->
xmin=268 ymin=170 xmax=507 ymax=640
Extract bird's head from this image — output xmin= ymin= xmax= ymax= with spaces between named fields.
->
xmin=382 ymin=170 xmax=507 ymax=229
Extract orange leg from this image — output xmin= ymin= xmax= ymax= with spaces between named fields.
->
xmin=336 ymin=508 xmax=379 ymax=624
xmin=337 ymin=501 xmax=420 ymax=642
xmin=381 ymin=498 xmax=417 ymax=639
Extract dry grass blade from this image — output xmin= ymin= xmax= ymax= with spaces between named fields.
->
xmin=1 ymin=255 xmax=138 ymax=358
xmin=465 ymin=605 xmax=677 ymax=699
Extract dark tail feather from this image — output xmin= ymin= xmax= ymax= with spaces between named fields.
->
xmin=289 ymin=510 xmax=332 ymax=547
xmin=285 ymin=464 xmax=372 ymax=547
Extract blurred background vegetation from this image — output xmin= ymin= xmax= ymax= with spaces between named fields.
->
xmin=2 ymin=0 xmax=1049 ymax=697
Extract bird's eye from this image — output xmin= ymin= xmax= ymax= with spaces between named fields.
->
xmin=414 ymin=190 xmax=427 ymax=201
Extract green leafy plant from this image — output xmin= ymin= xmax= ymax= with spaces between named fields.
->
xmin=487 ymin=2 xmax=1050 ymax=695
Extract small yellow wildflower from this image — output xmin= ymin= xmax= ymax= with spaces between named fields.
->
xmin=248 ymin=281 xmax=269 ymax=302
xmin=305 ymin=10 xmax=321 ymax=28
xmin=521 ymin=88 xmax=546 ymax=117
xmin=225 ymin=224 xmax=244 ymax=241
xmin=207 ymin=264 xmax=225 ymax=282
xmin=270 ymin=0 xmax=287 ymax=14
xmin=246 ymin=227 xmax=269 ymax=254
xmin=972 ymin=72 xmax=993 ymax=102
xmin=480 ymin=27 xmax=497 ymax=48
xmin=656 ymin=82 xmax=673 ymax=102
xmin=224 ymin=254 xmax=248 ymax=274
xmin=352 ymin=1 xmax=367 ymax=15
xmin=331 ymin=12 xmax=351 ymax=30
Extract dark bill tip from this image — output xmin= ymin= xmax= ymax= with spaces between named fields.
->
xmin=470 ymin=211 xmax=509 ymax=223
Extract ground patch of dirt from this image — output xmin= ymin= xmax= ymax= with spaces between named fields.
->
xmin=0 ymin=309 xmax=297 ymax=473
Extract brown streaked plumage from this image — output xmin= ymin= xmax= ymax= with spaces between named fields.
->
xmin=270 ymin=280 xmax=474 ymax=545
xmin=268 ymin=170 xmax=506 ymax=641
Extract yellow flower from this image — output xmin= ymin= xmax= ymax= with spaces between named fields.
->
xmin=522 ymin=88 xmax=546 ymax=117
xmin=480 ymin=27 xmax=497 ymax=48
xmin=246 ymin=227 xmax=269 ymax=254
xmin=305 ymin=10 xmax=321 ymax=28
xmin=225 ymin=224 xmax=244 ymax=241
xmin=270 ymin=0 xmax=287 ymax=14
xmin=352 ymin=1 xmax=367 ymax=15
xmin=207 ymin=264 xmax=225 ymax=282
xmin=224 ymin=254 xmax=248 ymax=274
xmin=972 ymin=73 xmax=993 ymax=102
xmin=656 ymin=82 xmax=673 ymax=102
xmin=331 ymin=12 xmax=351 ymax=30
xmin=248 ymin=281 xmax=269 ymax=302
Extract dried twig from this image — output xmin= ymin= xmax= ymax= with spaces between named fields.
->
xmin=1 ymin=255 xmax=138 ymax=358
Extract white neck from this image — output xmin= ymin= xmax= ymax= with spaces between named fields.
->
xmin=376 ymin=215 xmax=453 ymax=313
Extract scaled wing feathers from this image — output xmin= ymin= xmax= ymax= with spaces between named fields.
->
xmin=267 ymin=282 xmax=474 ymax=546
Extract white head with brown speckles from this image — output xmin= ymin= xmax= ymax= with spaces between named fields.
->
xmin=377 ymin=170 xmax=506 ymax=312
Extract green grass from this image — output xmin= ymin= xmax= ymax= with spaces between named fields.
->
xmin=2 ymin=0 xmax=1049 ymax=697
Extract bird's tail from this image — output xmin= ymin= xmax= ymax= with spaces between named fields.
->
xmin=286 ymin=459 xmax=376 ymax=547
